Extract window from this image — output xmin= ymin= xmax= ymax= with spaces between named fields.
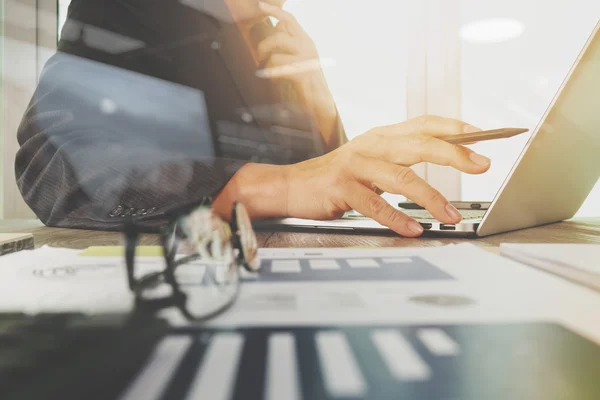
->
xmin=1 ymin=0 xmax=46 ymax=219
xmin=58 ymin=0 xmax=71 ymax=38
xmin=459 ymin=0 xmax=600 ymax=216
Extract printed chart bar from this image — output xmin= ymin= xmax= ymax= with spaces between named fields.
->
xmin=119 ymin=336 xmax=192 ymax=400
xmin=271 ymin=260 xmax=302 ymax=273
xmin=371 ymin=330 xmax=432 ymax=381
xmin=417 ymin=329 xmax=460 ymax=356
xmin=309 ymin=259 xmax=341 ymax=270
xmin=347 ymin=259 xmax=380 ymax=268
xmin=185 ymin=333 xmax=245 ymax=400
xmin=265 ymin=333 xmax=301 ymax=400
xmin=381 ymin=258 xmax=412 ymax=264
xmin=315 ymin=331 xmax=368 ymax=397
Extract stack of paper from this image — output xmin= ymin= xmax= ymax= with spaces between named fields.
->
xmin=500 ymin=244 xmax=600 ymax=292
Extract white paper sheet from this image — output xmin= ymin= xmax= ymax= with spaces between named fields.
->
xmin=2 ymin=244 xmax=600 ymax=346
xmin=0 ymin=246 xmax=138 ymax=313
xmin=501 ymin=243 xmax=600 ymax=273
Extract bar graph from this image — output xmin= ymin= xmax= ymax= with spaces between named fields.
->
xmin=120 ymin=322 xmax=600 ymax=400
xmin=243 ymin=256 xmax=454 ymax=283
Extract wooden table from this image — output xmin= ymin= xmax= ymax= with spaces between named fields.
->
xmin=2 ymin=218 xmax=599 ymax=250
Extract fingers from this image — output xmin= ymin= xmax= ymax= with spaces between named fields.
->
xmin=349 ymin=155 xmax=462 ymax=224
xmin=258 ymin=33 xmax=297 ymax=61
xmin=405 ymin=137 xmax=491 ymax=174
xmin=379 ymin=115 xmax=481 ymax=137
xmin=343 ymin=181 xmax=425 ymax=237
xmin=264 ymin=54 xmax=297 ymax=67
xmin=356 ymin=135 xmax=491 ymax=174
xmin=412 ymin=115 xmax=481 ymax=136
xmin=258 ymin=2 xmax=302 ymax=36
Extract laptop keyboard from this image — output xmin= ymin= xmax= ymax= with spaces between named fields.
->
xmin=0 ymin=312 xmax=168 ymax=400
xmin=345 ymin=209 xmax=485 ymax=222
xmin=402 ymin=209 xmax=486 ymax=222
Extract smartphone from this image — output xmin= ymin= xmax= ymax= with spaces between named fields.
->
xmin=439 ymin=128 xmax=529 ymax=145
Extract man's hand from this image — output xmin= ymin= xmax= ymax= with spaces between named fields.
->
xmin=282 ymin=116 xmax=489 ymax=236
xmin=216 ymin=115 xmax=489 ymax=237
xmin=257 ymin=2 xmax=322 ymax=79
xmin=256 ymin=1 xmax=339 ymax=148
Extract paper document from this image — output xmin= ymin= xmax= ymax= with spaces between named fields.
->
xmin=126 ymin=244 xmax=600 ymax=400
xmin=500 ymin=243 xmax=600 ymax=293
xmin=0 ymin=246 xmax=137 ymax=314
xmin=4 ymin=244 xmax=595 ymax=400
xmin=501 ymin=244 xmax=600 ymax=274
xmin=2 ymin=244 xmax=600 ymax=344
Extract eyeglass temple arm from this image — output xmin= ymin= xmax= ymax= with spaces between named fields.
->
xmin=124 ymin=218 xmax=139 ymax=291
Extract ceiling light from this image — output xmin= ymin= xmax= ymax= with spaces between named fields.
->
xmin=460 ymin=18 xmax=525 ymax=44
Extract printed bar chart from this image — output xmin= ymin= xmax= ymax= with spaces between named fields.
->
xmin=121 ymin=323 xmax=600 ymax=400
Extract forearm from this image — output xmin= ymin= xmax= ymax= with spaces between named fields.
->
xmin=16 ymin=51 xmax=248 ymax=230
xmin=213 ymin=162 xmax=291 ymax=220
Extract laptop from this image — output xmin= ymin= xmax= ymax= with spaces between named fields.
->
xmin=258 ymin=21 xmax=600 ymax=237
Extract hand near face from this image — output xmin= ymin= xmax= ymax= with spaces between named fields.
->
xmin=256 ymin=1 xmax=340 ymax=147
xmin=222 ymin=0 xmax=287 ymax=22
xmin=256 ymin=2 xmax=320 ymax=79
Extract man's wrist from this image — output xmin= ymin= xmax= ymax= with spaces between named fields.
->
xmin=213 ymin=162 xmax=290 ymax=220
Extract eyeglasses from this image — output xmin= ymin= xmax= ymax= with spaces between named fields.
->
xmin=124 ymin=200 xmax=260 ymax=322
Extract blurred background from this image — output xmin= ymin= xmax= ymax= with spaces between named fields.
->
xmin=285 ymin=0 xmax=600 ymax=216
xmin=1 ymin=0 xmax=598 ymax=220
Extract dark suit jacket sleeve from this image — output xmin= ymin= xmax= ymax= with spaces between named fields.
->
xmin=15 ymin=52 xmax=247 ymax=231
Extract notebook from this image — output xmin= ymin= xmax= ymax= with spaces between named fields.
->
xmin=0 ymin=233 xmax=35 ymax=256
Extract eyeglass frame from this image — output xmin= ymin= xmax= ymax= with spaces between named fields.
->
xmin=123 ymin=199 xmax=259 ymax=322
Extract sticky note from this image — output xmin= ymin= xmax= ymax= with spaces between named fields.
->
xmin=79 ymin=246 xmax=163 ymax=257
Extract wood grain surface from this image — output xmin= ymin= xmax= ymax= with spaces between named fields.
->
xmin=2 ymin=218 xmax=599 ymax=250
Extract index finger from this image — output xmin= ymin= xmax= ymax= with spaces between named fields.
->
xmin=378 ymin=115 xmax=481 ymax=137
